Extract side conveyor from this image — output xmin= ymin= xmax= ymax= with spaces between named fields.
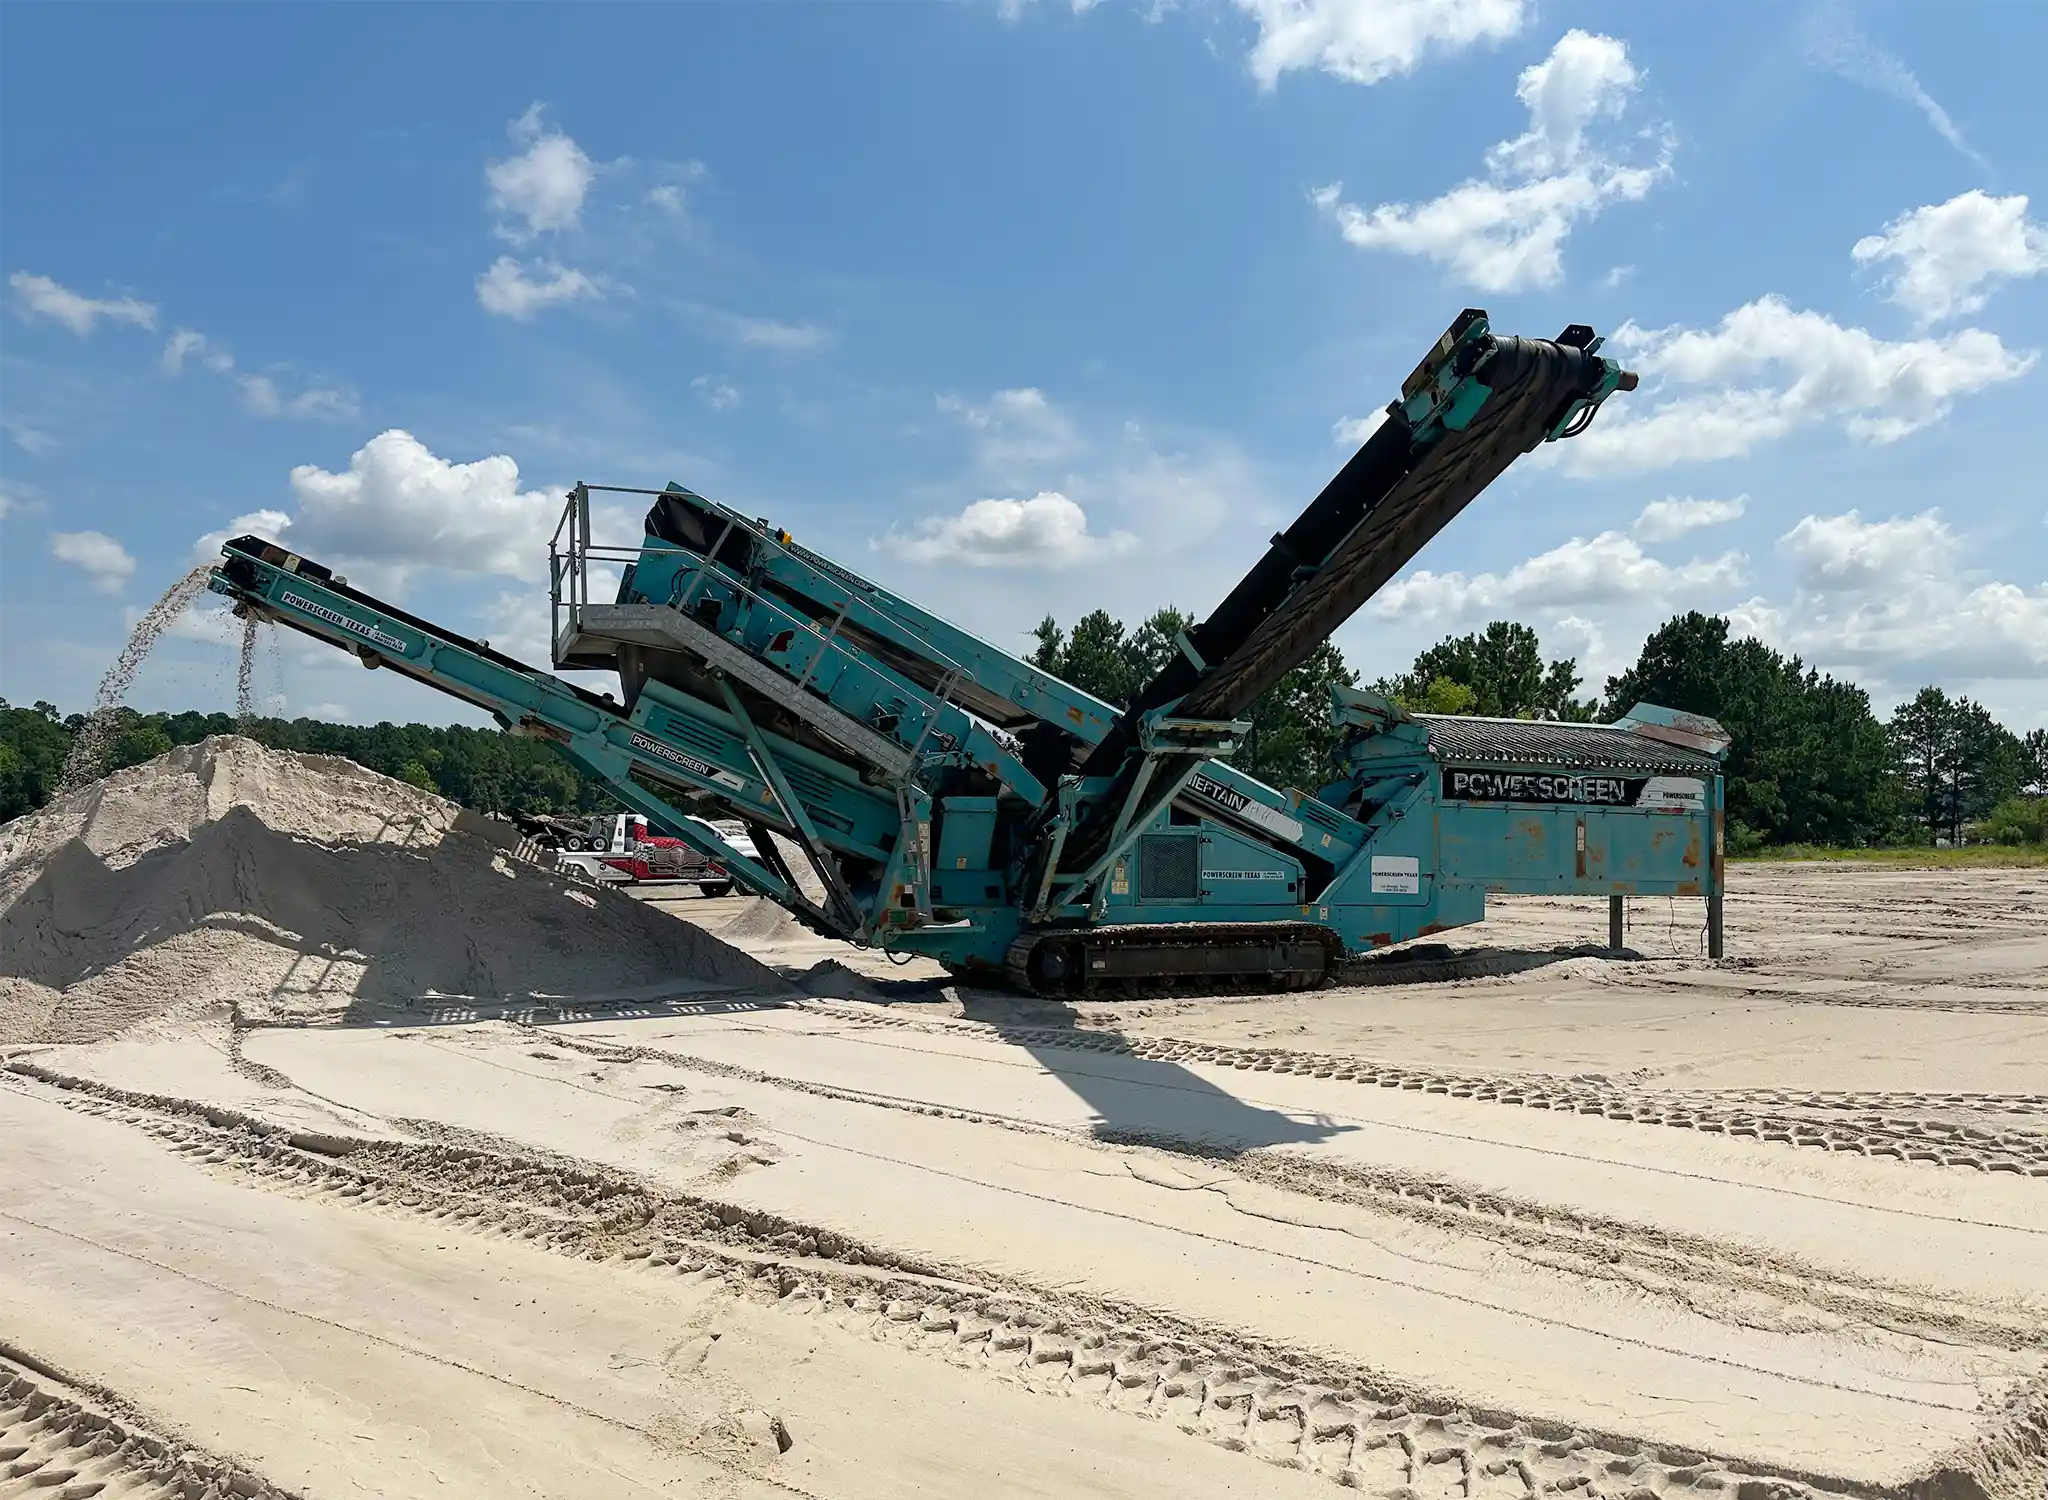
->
xmin=210 ymin=536 xmax=849 ymax=934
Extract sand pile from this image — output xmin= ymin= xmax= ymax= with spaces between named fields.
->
xmin=0 ymin=736 xmax=783 ymax=1043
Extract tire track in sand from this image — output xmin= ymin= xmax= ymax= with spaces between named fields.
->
xmin=801 ymin=1001 xmax=2048 ymax=1176
xmin=0 ymin=1351 xmax=298 ymax=1500
xmin=14 ymin=1061 xmax=2035 ymax=1500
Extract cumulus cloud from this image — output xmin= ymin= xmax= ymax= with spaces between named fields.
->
xmin=193 ymin=508 xmax=295 ymax=562
xmin=1566 ymin=295 xmax=2036 ymax=474
xmin=49 ymin=529 xmax=137 ymax=593
xmin=1852 ymin=191 xmax=2048 ymax=326
xmin=1314 ymin=30 xmax=1666 ymax=292
xmin=885 ymin=491 xmax=1135 ymax=568
xmin=1633 ymin=494 xmax=1747 ymax=542
xmin=476 ymin=257 xmax=600 ymax=319
xmin=193 ymin=431 xmax=561 ymax=592
xmin=1763 ymin=509 xmax=2048 ymax=681
xmin=1372 ymin=530 xmax=1744 ymax=622
xmin=10 ymin=271 xmax=156 ymax=335
xmin=1778 ymin=508 xmax=1953 ymax=592
xmin=487 ymin=104 xmax=596 ymax=238
xmin=1237 ymin=0 xmax=1526 ymax=90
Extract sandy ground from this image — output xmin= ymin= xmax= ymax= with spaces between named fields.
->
xmin=5 ymin=848 xmax=2047 ymax=1498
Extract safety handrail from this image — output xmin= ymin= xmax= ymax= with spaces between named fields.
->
xmin=548 ymin=483 xmax=976 ymax=774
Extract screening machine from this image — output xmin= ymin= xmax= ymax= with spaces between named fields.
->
xmin=210 ymin=309 xmax=1729 ymax=995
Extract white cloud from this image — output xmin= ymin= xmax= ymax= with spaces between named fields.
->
xmin=645 ymin=184 xmax=685 ymax=214
xmin=1372 ymin=530 xmax=1744 ymax=621
xmin=939 ymin=386 xmax=1083 ymax=477
xmin=161 ymin=328 xmax=235 ymax=376
xmin=885 ymin=491 xmax=1135 ymax=568
xmin=487 ymin=104 xmax=596 ymax=238
xmin=1852 ymin=191 xmax=2048 ymax=326
xmin=2 ymin=418 xmax=53 ymax=455
xmin=160 ymin=326 xmax=351 ymax=418
xmin=1777 ymin=508 xmax=1953 ymax=593
xmin=1332 ymin=409 xmax=1389 ymax=446
xmin=1761 ymin=509 xmax=2048 ymax=682
xmin=689 ymin=305 xmax=829 ymax=351
xmin=1545 ymin=613 xmax=1601 ymax=664
xmin=476 ymin=257 xmax=600 ymax=319
xmin=691 ymin=374 xmax=740 ymax=411
xmin=991 ymin=0 xmax=1105 ymax=18
xmin=10 ymin=271 xmax=156 ymax=335
xmin=197 ymin=430 xmax=559 ymax=591
xmin=239 ymin=373 xmax=357 ymax=420
xmin=1805 ymin=10 xmax=1988 ymax=173
xmin=1237 ymin=0 xmax=1526 ymax=91
xmin=1314 ymin=30 xmax=1666 ymax=292
xmin=1567 ymin=295 xmax=2036 ymax=474
xmin=1485 ymin=27 xmax=1641 ymax=177
xmin=49 ymin=530 xmax=136 ymax=594
xmin=1633 ymin=494 xmax=1747 ymax=542
xmin=193 ymin=508 xmax=295 ymax=563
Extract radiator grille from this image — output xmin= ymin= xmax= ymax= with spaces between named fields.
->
xmin=1138 ymin=835 xmax=1200 ymax=902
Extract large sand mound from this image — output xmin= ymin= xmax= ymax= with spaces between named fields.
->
xmin=0 ymin=736 xmax=782 ymax=1043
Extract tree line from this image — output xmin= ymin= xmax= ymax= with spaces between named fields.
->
xmin=0 ymin=703 xmax=609 ymax=825
xmin=1028 ymin=607 xmax=2048 ymax=851
xmin=6 ymin=609 xmax=2045 ymax=848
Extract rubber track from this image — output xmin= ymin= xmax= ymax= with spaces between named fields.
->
xmin=9 ymin=1062 xmax=2004 ymax=1500
xmin=1003 ymin=923 xmax=1340 ymax=999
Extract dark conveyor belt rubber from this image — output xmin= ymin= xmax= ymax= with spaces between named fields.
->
xmin=1064 ymin=336 xmax=1612 ymax=870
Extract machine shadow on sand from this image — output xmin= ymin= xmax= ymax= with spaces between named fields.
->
xmin=933 ymin=984 xmax=1347 ymax=1156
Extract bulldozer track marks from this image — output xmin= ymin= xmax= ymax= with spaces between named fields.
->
xmin=802 ymin=1002 xmax=2048 ymax=1176
xmin=0 ymin=1354 xmax=299 ymax=1500
xmin=7 ymin=1060 xmax=1991 ymax=1500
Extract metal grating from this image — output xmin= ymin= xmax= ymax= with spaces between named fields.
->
xmin=1416 ymin=715 xmax=1718 ymax=773
xmin=1138 ymin=835 xmax=1201 ymax=902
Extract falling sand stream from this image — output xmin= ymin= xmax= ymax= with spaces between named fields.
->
xmin=56 ymin=564 xmax=262 ymax=793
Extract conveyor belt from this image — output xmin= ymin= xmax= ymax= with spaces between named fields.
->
xmin=1066 ymin=325 xmax=1630 ymax=870
xmin=1083 ymin=331 xmax=1622 ymax=776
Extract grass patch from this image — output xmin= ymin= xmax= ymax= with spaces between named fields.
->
xmin=1735 ymin=844 xmax=2048 ymax=868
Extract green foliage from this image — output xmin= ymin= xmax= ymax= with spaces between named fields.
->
xmin=1602 ymin=612 xmax=1901 ymax=848
xmin=1887 ymin=686 xmax=2025 ymax=844
xmin=1237 ymin=640 xmax=1359 ymax=793
xmin=0 ymin=700 xmax=72 ymax=822
xmin=1029 ymin=606 xmax=1195 ymax=708
xmin=1383 ymin=622 xmax=1594 ymax=720
xmin=1028 ymin=607 xmax=1356 ymax=790
xmin=1980 ymin=795 xmax=2048 ymax=847
xmin=0 ymin=701 xmax=609 ymax=824
xmin=2021 ymin=729 xmax=2048 ymax=797
xmin=1403 ymin=676 xmax=1479 ymax=715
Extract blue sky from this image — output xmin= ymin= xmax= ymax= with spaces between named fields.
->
xmin=3 ymin=1 xmax=2045 ymax=731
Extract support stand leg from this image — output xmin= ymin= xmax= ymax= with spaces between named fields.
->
xmin=1707 ymin=889 xmax=1724 ymax=960
xmin=1608 ymin=894 xmax=1625 ymax=953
